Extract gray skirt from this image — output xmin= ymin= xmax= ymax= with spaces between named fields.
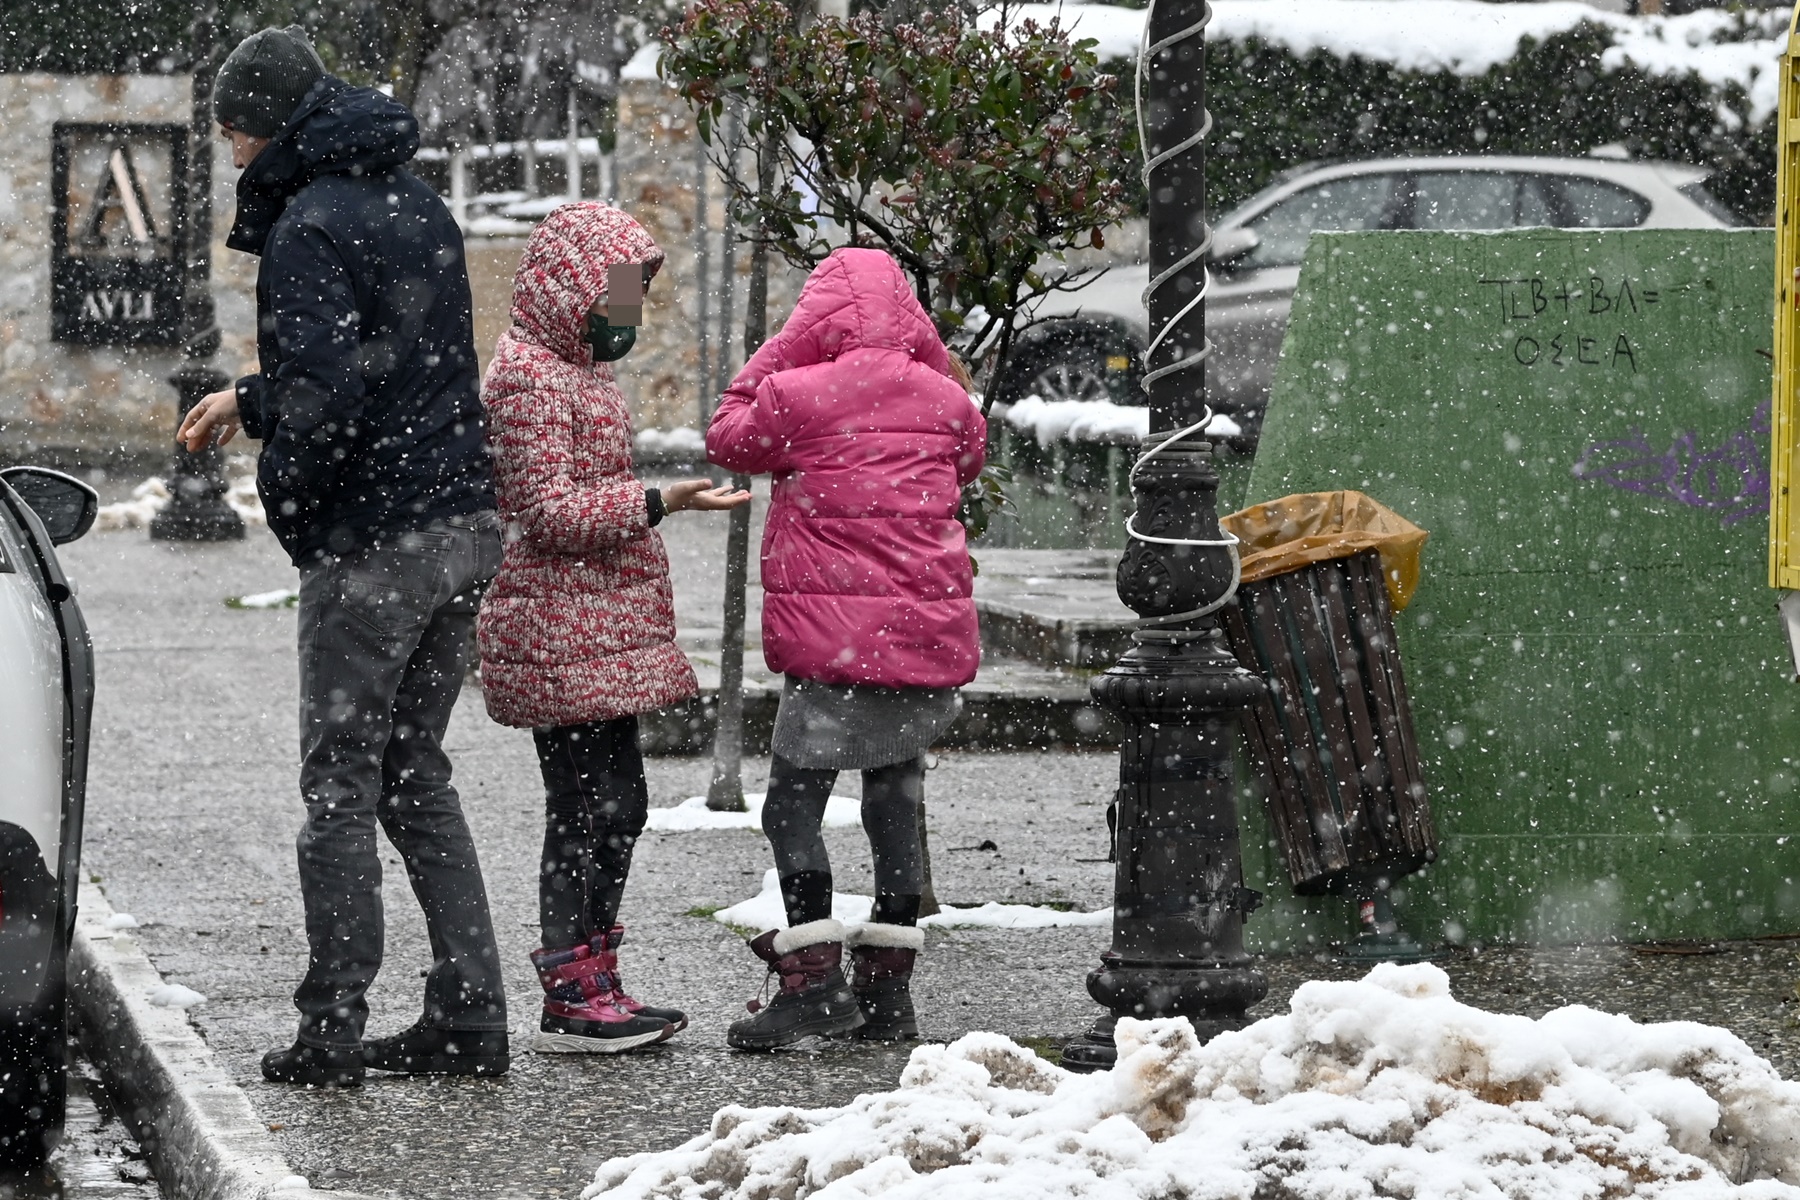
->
xmin=769 ymin=676 xmax=961 ymax=770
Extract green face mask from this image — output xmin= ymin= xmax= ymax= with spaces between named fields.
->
xmin=585 ymin=312 xmax=638 ymax=362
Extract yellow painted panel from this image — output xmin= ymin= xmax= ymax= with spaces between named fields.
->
xmin=1771 ymin=2 xmax=1800 ymax=587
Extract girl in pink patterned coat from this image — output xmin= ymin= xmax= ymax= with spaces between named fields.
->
xmin=478 ymin=202 xmax=745 ymax=1052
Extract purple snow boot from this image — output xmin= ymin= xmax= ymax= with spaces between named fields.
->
xmin=591 ymin=925 xmax=688 ymax=1033
xmin=847 ymin=923 xmax=922 ymax=1041
xmin=531 ymin=943 xmax=673 ymax=1053
xmin=725 ymin=919 xmax=864 ymax=1050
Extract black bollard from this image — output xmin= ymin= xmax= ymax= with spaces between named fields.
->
xmin=150 ymin=361 xmax=243 ymax=542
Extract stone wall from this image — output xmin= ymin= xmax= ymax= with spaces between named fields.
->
xmin=0 ymin=69 xmax=806 ymax=469
xmin=0 ymin=75 xmax=257 ymax=470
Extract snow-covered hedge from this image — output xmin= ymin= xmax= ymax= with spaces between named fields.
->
xmin=999 ymin=1 xmax=1788 ymax=222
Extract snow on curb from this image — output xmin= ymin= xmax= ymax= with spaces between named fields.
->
xmin=585 ymin=962 xmax=1800 ymax=1200
xmin=715 ymin=869 xmax=1111 ymax=931
xmin=71 ymin=880 xmax=372 ymax=1200
xmin=646 ymin=793 xmax=863 ymax=833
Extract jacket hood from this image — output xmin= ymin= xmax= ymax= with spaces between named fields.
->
xmin=227 ymin=76 xmax=420 ymax=253
xmin=774 ymin=248 xmax=948 ymax=374
xmin=509 ymin=203 xmax=666 ymax=365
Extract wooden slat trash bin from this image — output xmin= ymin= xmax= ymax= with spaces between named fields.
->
xmin=1218 ymin=491 xmax=1439 ymax=959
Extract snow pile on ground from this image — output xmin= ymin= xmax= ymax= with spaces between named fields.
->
xmin=646 ymin=793 xmax=863 ymax=833
xmin=993 ymin=2 xmax=1787 ymax=121
xmin=716 ymin=868 xmax=1110 ymax=931
xmin=93 ymin=477 xmax=172 ymax=531
xmin=102 ymin=912 xmax=138 ymax=930
xmin=1003 ymin=396 xmax=1240 ymax=447
xmin=585 ymin=963 xmax=1800 ymax=1200
xmin=147 ymin=983 xmax=206 ymax=1009
xmin=225 ymin=588 xmax=299 ymax=610
xmin=94 ymin=473 xmax=266 ymax=531
xmin=635 ymin=426 xmax=708 ymax=458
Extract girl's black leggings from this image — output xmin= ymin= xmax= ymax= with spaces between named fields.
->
xmin=762 ymin=753 xmax=926 ymax=926
xmin=532 ymin=716 xmax=648 ymax=951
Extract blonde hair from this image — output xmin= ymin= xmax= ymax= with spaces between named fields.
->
xmin=946 ymin=353 xmax=974 ymax=393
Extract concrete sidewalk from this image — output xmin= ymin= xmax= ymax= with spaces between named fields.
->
xmin=63 ymin=515 xmax=1800 ymax=1200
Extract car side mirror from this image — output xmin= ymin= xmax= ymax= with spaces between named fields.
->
xmin=3 ymin=467 xmax=98 ymax=545
xmin=1207 ymin=226 xmax=1261 ymax=271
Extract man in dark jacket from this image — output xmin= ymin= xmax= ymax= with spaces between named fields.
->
xmin=178 ymin=26 xmax=507 ymax=1087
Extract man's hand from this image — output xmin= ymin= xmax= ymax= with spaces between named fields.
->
xmin=177 ymin=387 xmax=244 ymax=453
xmin=662 ymin=478 xmax=751 ymax=514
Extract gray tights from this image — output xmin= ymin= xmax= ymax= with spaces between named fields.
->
xmin=762 ymin=754 xmax=926 ymax=903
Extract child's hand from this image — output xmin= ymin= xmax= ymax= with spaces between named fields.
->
xmin=663 ymin=478 xmax=751 ymax=513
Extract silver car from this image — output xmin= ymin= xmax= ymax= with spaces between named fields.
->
xmin=1000 ymin=156 xmax=1737 ymax=447
xmin=0 ymin=467 xmax=95 ymax=1170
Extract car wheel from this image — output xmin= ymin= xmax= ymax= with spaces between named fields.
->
xmin=0 ymin=972 xmax=66 ymax=1171
xmin=993 ymin=322 xmax=1142 ymax=408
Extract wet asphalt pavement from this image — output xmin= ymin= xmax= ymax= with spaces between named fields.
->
xmin=60 ymin=511 xmax=1800 ymax=1200
xmin=0 ymin=1050 xmax=159 ymax=1200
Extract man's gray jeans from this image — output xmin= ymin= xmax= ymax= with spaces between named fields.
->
xmin=293 ymin=513 xmax=506 ymax=1048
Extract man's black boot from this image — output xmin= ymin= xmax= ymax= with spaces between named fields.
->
xmin=262 ymin=1041 xmax=364 ymax=1087
xmin=361 ymin=1021 xmax=510 ymax=1076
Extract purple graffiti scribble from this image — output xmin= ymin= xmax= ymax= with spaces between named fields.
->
xmin=1570 ymin=399 xmax=1770 ymax=527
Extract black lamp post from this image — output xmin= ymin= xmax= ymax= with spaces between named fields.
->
xmin=151 ymin=2 xmax=244 ymax=543
xmin=1060 ymin=0 xmax=1267 ymax=1071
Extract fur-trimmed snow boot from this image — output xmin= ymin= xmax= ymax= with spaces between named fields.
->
xmin=531 ymin=943 xmax=673 ymax=1053
xmin=726 ymin=919 xmax=864 ymax=1050
xmin=847 ymin=923 xmax=922 ymax=1041
xmin=591 ymin=925 xmax=688 ymax=1033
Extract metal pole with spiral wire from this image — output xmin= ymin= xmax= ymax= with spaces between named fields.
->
xmin=1060 ymin=0 xmax=1268 ymax=1072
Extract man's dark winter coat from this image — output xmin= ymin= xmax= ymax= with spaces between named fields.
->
xmin=229 ymin=76 xmax=493 ymax=564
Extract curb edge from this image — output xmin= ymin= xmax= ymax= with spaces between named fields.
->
xmin=69 ymin=878 xmax=377 ymax=1200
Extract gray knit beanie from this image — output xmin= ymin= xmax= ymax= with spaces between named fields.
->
xmin=214 ymin=27 xmax=326 ymax=139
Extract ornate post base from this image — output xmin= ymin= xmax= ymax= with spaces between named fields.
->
xmin=151 ymin=361 xmax=244 ymax=543
xmin=1061 ymin=439 xmax=1268 ymax=1073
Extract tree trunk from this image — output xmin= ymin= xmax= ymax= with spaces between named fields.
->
xmin=694 ymin=133 xmax=713 ymax=428
xmin=705 ymin=133 xmax=777 ymax=813
xmin=385 ymin=0 xmax=432 ymax=108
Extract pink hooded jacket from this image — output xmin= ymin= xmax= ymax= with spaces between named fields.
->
xmin=476 ymin=204 xmax=697 ymax=728
xmin=706 ymin=248 xmax=987 ymax=688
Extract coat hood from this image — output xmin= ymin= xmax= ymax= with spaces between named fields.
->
xmin=509 ymin=203 xmax=666 ymax=365
xmin=774 ymin=247 xmax=950 ymax=376
xmin=227 ymin=76 xmax=420 ymax=253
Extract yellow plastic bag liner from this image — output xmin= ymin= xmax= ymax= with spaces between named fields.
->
xmin=1221 ymin=490 xmax=1429 ymax=611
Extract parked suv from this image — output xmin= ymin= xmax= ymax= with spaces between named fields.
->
xmin=0 ymin=467 xmax=96 ymax=1170
xmin=997 ymin=156 xmax=1737 ymax=447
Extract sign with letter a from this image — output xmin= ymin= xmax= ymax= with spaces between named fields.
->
xmin=50 ymin=122 xmax=186 ymax=345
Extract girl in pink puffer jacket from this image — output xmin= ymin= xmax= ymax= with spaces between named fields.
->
xmin=706 ymin=246 xmax=986 ymax=1049
xmin=480 ymin=203 xmax=746 ymax=1053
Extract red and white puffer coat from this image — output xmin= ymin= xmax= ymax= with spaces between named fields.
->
xmin=475 ymin=203 xmax=697 ymax=729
